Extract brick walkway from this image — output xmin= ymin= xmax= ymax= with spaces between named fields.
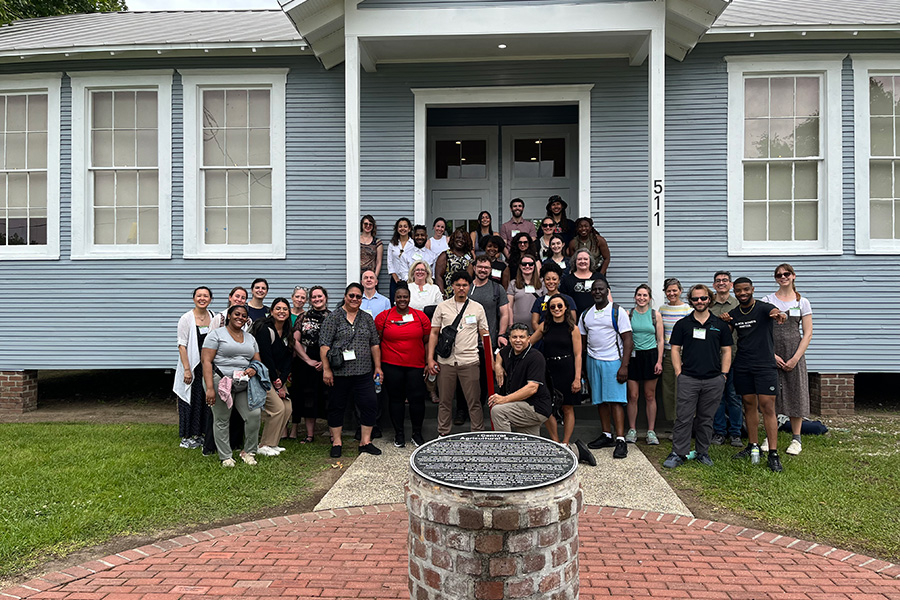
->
xmin=3 ymin=505 xmax=899 ymax=600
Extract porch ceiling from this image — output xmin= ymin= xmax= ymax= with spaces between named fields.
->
xmin=279 ymin=0 xmax=730 ymax=70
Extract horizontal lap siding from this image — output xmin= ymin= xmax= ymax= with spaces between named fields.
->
xmin=0 ymin=56 xmax=346 ymax=370
xmin=666 ymin=40 xmax=900 ymax=373
xmin=359 ymin=58 xmax=649 ymax=298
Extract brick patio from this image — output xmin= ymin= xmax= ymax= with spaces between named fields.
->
xmin=3 ymin=505 xmax=899 ymax=600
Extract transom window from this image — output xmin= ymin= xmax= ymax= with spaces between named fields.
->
xmin=435 ymin=139 xmax=486 ymax=179
xmin=513 ymin=137 xmax=565 ymax=178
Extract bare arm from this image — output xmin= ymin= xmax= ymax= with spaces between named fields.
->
xmin=178 ymin=345 xmax=192 ymax=383
xmin=320 ymin=345 xmax=334 ymax=386
xmin=498 ymin=304 xmax=510 ymax=346
xmin=371 ymin=345 xmax=383 ymax=382
xmin=670 ymin=345 xmax=682 ymax=376
xmin=201 ymin=348 xmax=217 ymax=405
xmin=501 ymin=266 xmax=510 ymax=290
xmin=293 ymin=329 xmax=322 ymax=370
xmin=785 ymin=314 xmax=813 ymax=371
xmin=571 ymin=327 xmax=583 ymax=393
xmin=489 ymin=381 xmax=539 ymax=407
xmin=596 ymin=234 xmax=610 ymax=275
xmin=435 ymin=253 xmax=448 ymax=294
xmin=530 ymin=312 xmax=541 ymax=335
xmin=617 ymin=331 xmax=633 ymax=383
xmin=720 ymin=345 xmax=732 ymax=375
xmin=654 ymin=309 xmax=665 ymax=374
xmin=375 ymin=243 xmax=383 ymax=279
xmin=427 ymin=326 xmax=441 ymax=375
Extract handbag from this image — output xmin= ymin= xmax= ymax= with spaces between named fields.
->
xmin=435 ymin=300 xmax=469 ymax=359
xmin=326 ymin=347 xmax=344 ymax=369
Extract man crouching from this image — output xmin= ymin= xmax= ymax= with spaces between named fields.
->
xmin=489 ymin=323 xmax=551 ymax=435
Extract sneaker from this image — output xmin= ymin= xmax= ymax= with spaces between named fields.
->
xmin=760 ymin=438 xmax=769 ymax=452
xmin=768 ymin=450 xmax=783 ymax=472
xmin=710 ymin=434 xmax=726 ymax=446
xmin=453 ymin=412 xmax=466 ymax=426
xmin=257 ymin=446 xmax=279 ymax=457
xmin=646 ymin=430 xmax=659 ymax=445
xmin=240 ymin=453 xmax=257 ymax=466
xmin=188 ymin=438 xmax=203 ymax=449
xmin=330 ymin=445 xmax=342 ymax=458
xmin=662 ymin=453 xmax=684 ymax=469
xmin=613 ymin=439 xmax=628 ymax=459
xmin=696 ymin=453 xmax=714 ymax=466
xmin=625 ymin=429 xmax=638 ymax=444
xmin=358 ymin=443 xmax=383 ymax=456
xmin=730 ymin=436 xmax=744 ymax=448
xmin=786 ymin=439 xmax=802 ymax=455
xmin=574 ymin=440 xmax=596 ymax=466
xmin=588 ymin=434 xmax=615 ymax=449
xmin=394 ymin=434 xmax=406 ymax=448
xmin=273 ymin=446 xmax=286 ymax=453
xmin=221 ymin=458 xmax=236 ymax=467
xmin=412 ymin=432 xmax=425 ymax=447
xmin=179 ymin=438 xmax=193 ymax=449
xmin=733 ymin=443 xmax=758 ymax=460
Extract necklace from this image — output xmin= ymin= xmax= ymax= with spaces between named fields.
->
xmin=739 ymin=300 xmax=756 ymax=315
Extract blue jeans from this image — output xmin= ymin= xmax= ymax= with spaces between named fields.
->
xmin=713 ymin=370 xmax=743 ymax=437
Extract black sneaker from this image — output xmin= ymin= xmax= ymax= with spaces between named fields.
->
xmin=662 ymin=452 xmax=684 ymax=469
xmin=587 ymin=435 xmax=615 ymax=449
xmin=411 ymin=432 xmax=425 ymax=447
xmin=358 ymin=443 xmax=382 ymax=456
xmin=730 ymin=436 xmax=744 ymax=448
xmin=711 ymin=434 xmax=726 ymax=446
xmin=574 ymin=440 xmax=596 ymax=466
xmin=330 ymin=445 xmax=342 ymax=458
xmin=393 ymin=434 xmax=405 ymax=448
xmin=453 ymin=412 xmax=466 ymax=426
xmin=767 ymin=450 xmax=783 ymax=472
xmin=696 ymin=453 xmax=714 ymax=466
xmin=733 ymin=443 xmax=756 ymax=459
xmin=613 ymin=439 xmax=628 ymax=459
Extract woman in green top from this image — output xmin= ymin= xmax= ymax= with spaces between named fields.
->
xmin=626 ymin=284 xmax=664 ymax=445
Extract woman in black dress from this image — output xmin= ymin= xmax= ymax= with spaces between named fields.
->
xmin=291 ymin=285 xmax=331 ymax=443
xmin=529 ymin=294 xmax=582 ymax=447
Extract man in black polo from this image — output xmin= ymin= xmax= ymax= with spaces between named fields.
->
xmin=663 ymin=284 xmax=733 ymax=468
xmin=489 ymin=323 xmax=551 ymax=435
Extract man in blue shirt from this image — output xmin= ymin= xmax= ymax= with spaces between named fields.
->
xmin=360 ymin=270 xmax=390 ymax=318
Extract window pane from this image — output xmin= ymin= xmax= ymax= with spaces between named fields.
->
xmin=248 ymin=90 xmax=270 ymax=127
xmin=28 ymin=217 xmax=47 ymax=245
xmin=113 ymin=130 xmax=136 ymax=167
xmin=225 ymin=128 xmax=248 ymax=166
xmin=249 ymin=170 xmax=271 ymax=206
xmin=871 ymin=117 xmax=894 ymax=156
xmin=113 ymin=91 xmax=136 ymax=129
xmin=26 ymin=132 xmax=47 ymax=169
xmin=743 ymin=163 xmax=767 ymax=200
xmin=795 ymin=162 xmax=817 ymax=199
xmin=541 ymin=138 xmax=566 ymax=177
xmin=769 ymin=118 xmax=793 ymax=158
xmin=434 ymin=140 xmax=458 ymax=179
xmin=138 ymin=206 xmax=158 ymax=244
xmin=205 ymin=207 xmax=226 ymax=244
xmin=226 ymin=207 xmax=249 ymax=244
xmin=0 ymin=175 xmax=5 ymax=210
xmin=794 ymin=201 xmax=818 ymax=240
xmin=7 ymin=173 xmax=27 ymax=207
xmin=227 ymin=171 xmax=249 ymax=206
xmin=769 ymin=163 xmax=792 ymax=200
xmin=203 ymin=90 xmax=225 ymax=128
xmin=92 ymin=130 xmax=113 ymax=167
xmin=460 ymin=140 xmax=486 ymax=179
xmin=795 ymin=117 xmax=819 ymax=157
xmin=29 ymin=173 xmax=46 ymax=211
xmin=795 ymin=77 xmax=819 ymax=117
xmin=768 ymin=202 xmax=792 ymax=240
xmin=249 ymin=207 xmax=272 ymax=244
xmin=116 ymin=206 xmax=138 ymax=244
xmin=27 ymin=94 xmax=48 ymax=130
xmin=5 ymin=133 xmax=26 ymax=169
xmin=7 ymin=96 xmax=26 ymax=131
xmin=895 ymin=161 xmax=900 ymax=197
xmin=203 ymin=128 xmax=225 ymax=166
xmin=743 ymin=203 xmax=767 ymax=240
xmin=770 ymin=78 xmax=795 ymax=118
xmin=248 ymin=128 xmax=269 ymax=165
xmin=7 ymin=218 xmax=27 ymax=244
xmin=92 ymin=91 xmax=113 ymax=129
xmin=136 ymin=129 xmax=157 ymax=167
xmin=225 ymin=90 xmax=248 ymax=128
xmin=95 ymin=207 xmax=115 ymax=244
xmin=138 ymin=171 xmax=158 ymax=206
xmin=870 ymin=76 xmax=894 ymax=116
xmin=135 ymin=91 xmax=157 ymax=128
xmin=870 ymin=200 xmax=893 ymax=238
xmin=896 ymin=200 xmax=900 ymax=238
xmin=870 ymin=161 xmax=892 ymax=198
xmin=744 ymin=78 xmax=769 ymax=118
xmin=94 ymin=171 xmax=115 ymax=206
xmin=205 ymin=170 xmax=227 ymax=206
xmin=0 ymin=98 xmax=4 ymax=132
xmin=744 ymin=119 xmax=768 ymax=158
xmin=116 ymin=171 xmax=138 ymax=207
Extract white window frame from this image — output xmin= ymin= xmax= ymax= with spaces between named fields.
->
xmin=70 ymin=70 xmax=173 ymax=259
xmin=726 ymin=55 xmax=845 ymax=255
xmin=852 ymin=54 xmax=900 ymax=254
xmin=0 ymin=74 xmax=62 ymax=260
xmin=180 ymin=69 xmax=287 ymax=259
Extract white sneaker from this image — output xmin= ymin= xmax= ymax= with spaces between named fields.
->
xmin=760 ymin=438 xmax=769 ymax=452
xmin=179 ymin=438 xmax=192 ymax=449
xmin=273 ymin=446 xmax=286 ymax=453
xmin=240 ymin=453 xmax=257 ymax=466
xmin=786 ymin=439 xmax=802 ymax=455
xmin=257 ymin=446 xmax=279 ymax=456
xmin=222 ymin=458 xmax=236 ymax=467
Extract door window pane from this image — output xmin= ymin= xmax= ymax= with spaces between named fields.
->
xmin=435 ymin=140 xmax=486 ymax=179
xmin=513 ymin=137 xmax=565 ymax=178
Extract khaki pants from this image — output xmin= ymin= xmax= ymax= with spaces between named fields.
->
xmin=491 ymin=401 xmax=548 ymax=436
xmin=437 ymin=362 xmax=483 ymax=435
xmin=259 ymin=388 xmax=292 ymax=448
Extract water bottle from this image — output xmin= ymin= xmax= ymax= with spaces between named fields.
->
xmin=374 ymin=374 xmax=382 ymax=394
xmin=428 ymin=372 xmax=436 ymax=383
xmin=750 ymin=445 xmax=760 ymax=464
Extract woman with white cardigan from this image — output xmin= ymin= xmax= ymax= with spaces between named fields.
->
xmin=174 ymin=286 xmax=216 ymax=449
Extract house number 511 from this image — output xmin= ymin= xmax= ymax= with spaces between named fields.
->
xmin=653 ymin=179 xmax=663 ymax=227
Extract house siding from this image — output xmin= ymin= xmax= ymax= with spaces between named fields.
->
xmin=666 ymin=40 xmax=900 ymax=373
xmin=0 ymin=56 xmax=346 ymax=370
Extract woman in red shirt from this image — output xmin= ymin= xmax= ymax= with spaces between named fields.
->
xmin=375 ymin=282 xmax=431 ymax=448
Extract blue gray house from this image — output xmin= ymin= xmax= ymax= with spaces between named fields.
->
xmin=0 ymin=0 xmax=897 ymax=414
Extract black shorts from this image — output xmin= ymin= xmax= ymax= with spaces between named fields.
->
xmin=628 ymin=349 xmax=660 ymax=382
xmin=733 ymin=367 xmax=778 ymax=397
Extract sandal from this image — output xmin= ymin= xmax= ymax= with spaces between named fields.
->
xmin=300 ymin=436 xmax=315 ymax=444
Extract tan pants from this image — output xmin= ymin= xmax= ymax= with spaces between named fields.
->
xmin=437 ymin=362 xmax=483 ymax=435
xmin=491 ymin=401 xmax=547 ymax=436
xmin=259 ymin=387 xmax=292 ymax=447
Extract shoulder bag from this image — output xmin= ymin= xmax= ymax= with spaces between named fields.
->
xmin=435 ymin=300 xmax=469 ymax=359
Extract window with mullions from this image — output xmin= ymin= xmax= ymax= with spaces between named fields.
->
xmin=867 ymin=74 xmax=900 ymax=242
xmin=435 ymin=139 xmax=486 ymax=179
xmin=0 ymin=93 xmax=48 ymax=247
xmin=513 ymin=137 xmax=565 ymax=178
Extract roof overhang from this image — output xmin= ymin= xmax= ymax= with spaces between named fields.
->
xmin=280 ymin=0 xmax=730 ymax=70
xmin=704 ymin=24 xmax=900 ymax=44
xmin=0 ymin=42 xmax=309 ymax=65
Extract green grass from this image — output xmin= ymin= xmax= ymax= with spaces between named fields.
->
xmin=643 ymin=416 xmax=900 ymax=562
xmin=0 ymin=423 xmax=332 ymax=578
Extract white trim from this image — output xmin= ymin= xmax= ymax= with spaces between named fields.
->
xmin=412 ymin=85 xmax=593 ymax=223
xmin=346 ymin=34 xmax=361 ymax=283
xmin=0 ymin=73 xmax=62 ymax=261
xmin=648 ymin=27 xmax=666 ymax=300
xmin=852 ymin=54 xmax=900 ymax=254
xmin=0 ymin=42 xmax=307 ymax=62
xmin=726 ymin=55 xmax=844 ymax=256
xmin=180 ymin=68 xmax=288 ymax=259
xmin=69 ymin=70 xmax=173 ymax=259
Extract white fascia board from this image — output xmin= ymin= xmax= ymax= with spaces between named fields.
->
xmin=345 ymin=1 xmax=665 ymax=38
xmin=710 ymin=25 xmax=900 ymax=36
xmin=0 ymin=42 xmax=308 ymax=63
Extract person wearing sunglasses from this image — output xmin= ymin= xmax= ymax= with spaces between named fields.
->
xmin=708 ymin=271 xmax=743 ymax=448
xmin=762 ymin=264 xmax=813 ymax=457
xmin=663 ymin=284 xmax=733 ymax=469
xmin=507 ymin=231 xmax=539 ymax=279
xmin=499 ymin=198 xmax=538 ymax=249
xmin=507 ymin=254 xmax=544 ymax=332
xmin=319 ymin=283 xmax=384 ymax=458
xmin=537 ymin=218 xmax=558 ymax=257
xmin=359 ymin=214 xmax=383 ymax=280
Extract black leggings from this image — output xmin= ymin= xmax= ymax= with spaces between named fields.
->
xmin=383 ymin=362 xmax=427 ymax=435
xmin=329 ymin=373 xmax=378 ymax=428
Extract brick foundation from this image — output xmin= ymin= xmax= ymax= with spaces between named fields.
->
xmin=406 ymin=470 xmax=581 ymax=600
xmin=809 ymin=372 xmax=855 ymax=416
xmin=0 ymin=370 xmax=38 ymax=414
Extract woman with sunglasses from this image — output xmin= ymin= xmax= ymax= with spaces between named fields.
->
xmin=542 ymin=234 xmax=569 ymax=272
xmin=319 ymin=283 xmax=383 ymax=458
xmin=659 ymin=278 xmax=692 ymax=423
xmin=470 ymin=210 xmax=495 ymax=254
xmin=530 ymin=263 xmax=577 ymax=333
xmin=290 ymin=286 xmax=331 ymax=443
xmin=626 ymin=284 xmax=664 ymax=445
xmin=529 ymin=294 xmax=586 ymax=455
xmin=508 ymin=231 xmax=539 ymax=279
xmin=762 ymin=264 xmax=813 ymax=456
xmin=359 ymin=214 xmax=383 ymax=279
xmin=507 ymin=254 xmax=545 ymax=332
xmin=538 ymin=217 xmax=557 ymax=257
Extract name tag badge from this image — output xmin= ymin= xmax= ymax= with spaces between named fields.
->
xmin=511 ymin=229 xmax=520 ymax=238
xmin=419 ymin=290 xmax=428 ymax=295
xmin=465 ymin=314 xmax=477 ymax=325
xmin=544 ymin=295 xmax=550 ymax=302
xmin=402 ymin=313 xmax=414 ymax=322
xmin=585 ymin=280 xmax=594 ymax=289
xmin=693 ymin=328 xmax=707 ymax=340
xmin=413 ymin=253 xmax=423 ymax=261
xmin=789 ymin=307 xmax=801 ymax=316
xmin=491 ymin=268 xmax=502 ymax=279
xmin=524 ymin=285 xmax=536 ymax=294
xmin=342 ymin=349 xmax=357 ymax=361
xmin=198 ymin=326 xmax=209 ymax=335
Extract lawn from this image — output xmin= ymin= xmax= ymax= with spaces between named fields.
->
xmin=0 ymin=423 xmax=333 ymax=579
xmin=642 ymin=413 xmax=900 ymax=563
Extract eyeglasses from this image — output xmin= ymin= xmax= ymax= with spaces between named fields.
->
xmin=549 ymin=304 xmax=566 ymax=310
xmin=775 ymin=272 xmax=792 ymax=279
xmin=714 ymin=278 xmax=730 ymax=283
xmin=542 ymin=223 xmax=555 ymax=228
xmin=518 ymin=240 xmax=530 ymax=245
xmin=521 ymin=262 xmax=535 ymax=267
xmin=346 ymin=293 xmax=362 ymax=299
xmin=691 ymin=295 xmax=710 ymax=302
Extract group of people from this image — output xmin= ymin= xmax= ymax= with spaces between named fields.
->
xmin=173 ymin=194 xmax=812 ymax=473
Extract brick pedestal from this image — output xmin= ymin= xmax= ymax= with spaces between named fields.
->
xmin=0 ymin=370 xmax=38 ymax=414
xmin=406 ymin=469 xmax=581 ymax=600
xmin=809 ymin=372 xmax=855 ymax=416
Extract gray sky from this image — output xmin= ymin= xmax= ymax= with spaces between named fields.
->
xmin=126 ymin=0 xmax=281 ymax=10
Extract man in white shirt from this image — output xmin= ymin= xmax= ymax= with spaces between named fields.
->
xmin=499 ymin=198 xmax=538 ymax=248
xmin=360 ymin=270 xmax=390 ymax=318
xmin=580 ymin=277 xmax=633 ymax=459
xmin=400 ymin=225 xmax=438 ymax=277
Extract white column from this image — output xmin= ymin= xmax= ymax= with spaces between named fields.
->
xmin=345 ymin=34 xmax=361 ymax=285
xmin=648 ymin=27 xmax=665 ymax=299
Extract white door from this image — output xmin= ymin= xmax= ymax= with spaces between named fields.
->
xmin=426 ymin=126 xmax=498 ymax=233
xmin=502 ymin=124 xmax=578 ymax=224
